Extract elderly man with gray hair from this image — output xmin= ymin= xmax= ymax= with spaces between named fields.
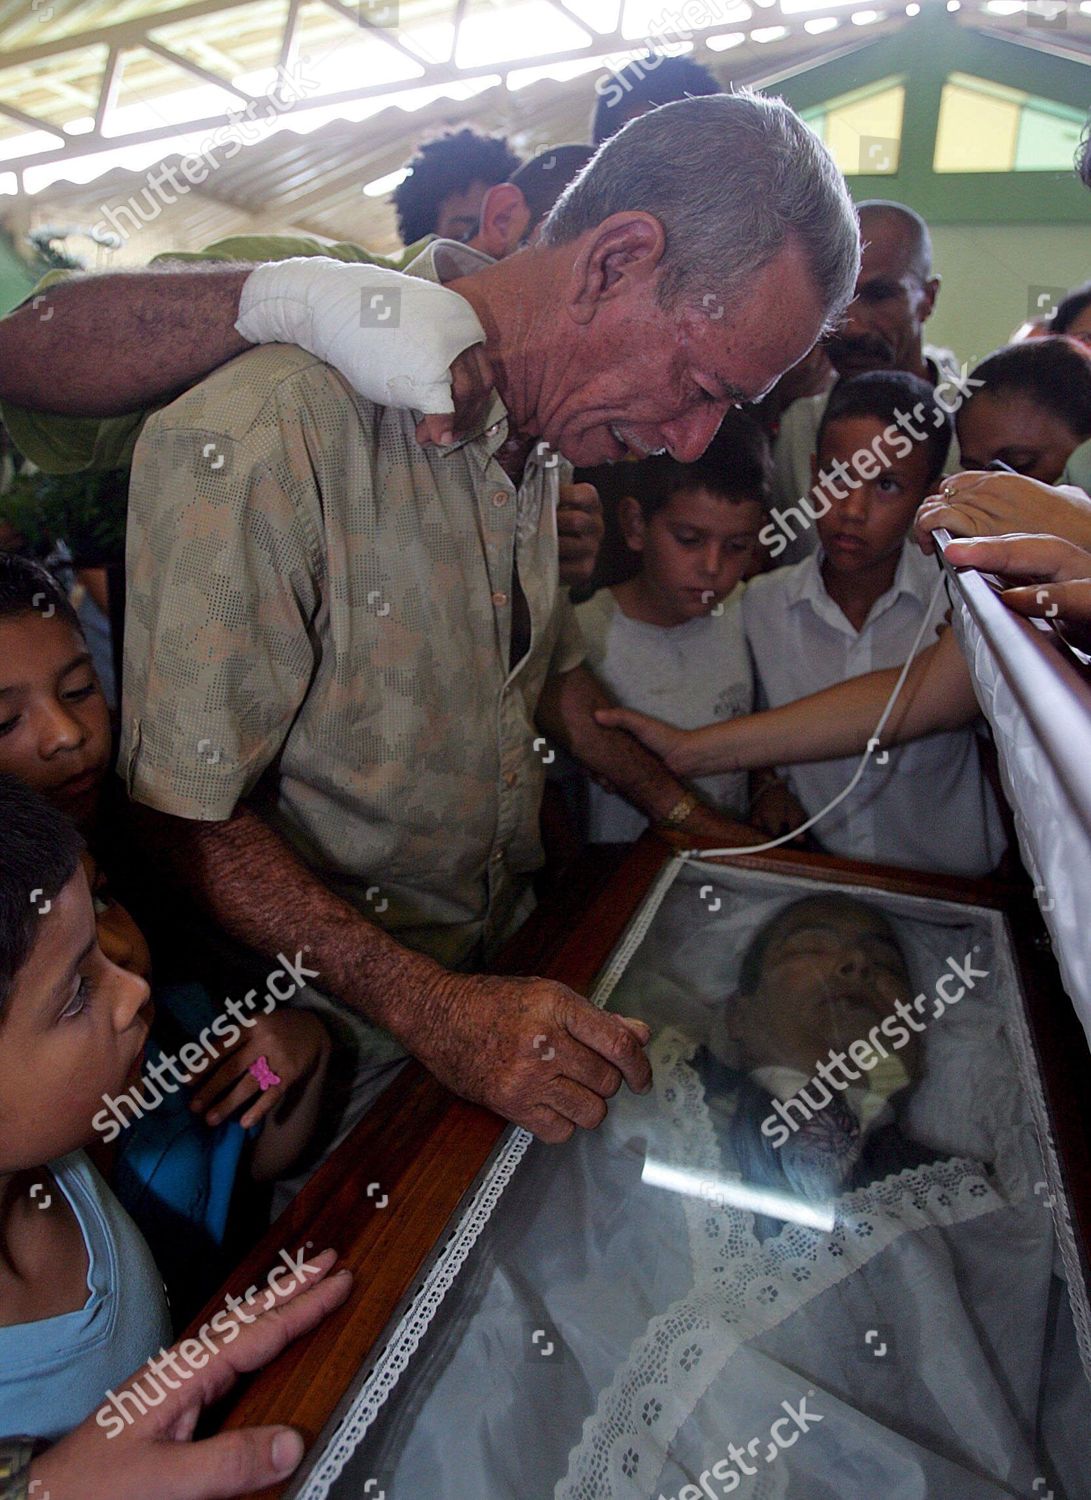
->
xmin=7 ymin=93 xmax=861 ymax=1150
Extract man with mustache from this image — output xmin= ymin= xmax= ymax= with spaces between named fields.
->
xmin=770 ymin=200 xmax=960 ymax=556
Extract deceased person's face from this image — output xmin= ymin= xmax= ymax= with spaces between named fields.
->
xmin=727 ymin=897 xmax=920 ymax=1081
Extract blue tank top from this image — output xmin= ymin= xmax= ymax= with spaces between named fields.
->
xmin=0 ymin=1151 xmax=172 ymax=1442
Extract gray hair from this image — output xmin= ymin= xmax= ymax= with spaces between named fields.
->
xmin=539 ymin=89 xmax=860 ymax=330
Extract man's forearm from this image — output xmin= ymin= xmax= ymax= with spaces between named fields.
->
xmin=536 ymin=665 xmax=758 ymax=841
xmin=0 ymin=264 xmax=253 ymax=416
xmin=132 ymin=801 xmax=446 ymax=1040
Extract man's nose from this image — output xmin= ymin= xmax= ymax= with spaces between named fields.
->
xmin=660 ymin=403 xmax=728 ymax=464
xmin=835 ymin=946 xmax=871 ymax=980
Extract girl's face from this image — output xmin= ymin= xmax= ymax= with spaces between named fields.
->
xmin=957 ymin=391 xmax=1083 ymax=485
xmin=0 ymin=614 xmax=111 ymax=829
xmin=0 ymin=868 xmax=152 ymax=1172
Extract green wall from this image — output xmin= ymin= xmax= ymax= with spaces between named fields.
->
xmin=926 ymin=223 xmax=1088 ymax=364
xmin=767 ymin=10 xmax=1089 ymax=364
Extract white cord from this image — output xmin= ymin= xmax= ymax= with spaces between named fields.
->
xmin=679 ymin=567 xmax=950 ymax=862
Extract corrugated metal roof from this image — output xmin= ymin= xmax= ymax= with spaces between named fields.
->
xmin=0 ymin=0 xmax=1086 ymax=259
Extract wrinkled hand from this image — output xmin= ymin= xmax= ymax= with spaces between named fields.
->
xmin=415 ymin=344 xmax=495 ymax=448
xmin=30 ymin=1249 xmax=352 ymax=1500
xmin=943 ymin=532 xmax=1091 ymax=649
xmin=557 ymin=482 xmax=604 ymax=590
xmin=916 ymin=472 xmax=1091 ymax=555
xmin=190 ymin=1007 xmax=331 ymax=1130
xmin=413 ymin=971 xmax=652 ymax=1143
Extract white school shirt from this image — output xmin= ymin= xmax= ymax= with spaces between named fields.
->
xmin=575 ymin=584 xmax=752 ymax=843
xmin=769 ymin=349 xmax=962 ymax=565
xmin=742 ymin=543 xmax=1006 ymax=876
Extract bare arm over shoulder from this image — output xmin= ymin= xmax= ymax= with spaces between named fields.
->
xmin=0 ymin=264 xmax=253 ymax=416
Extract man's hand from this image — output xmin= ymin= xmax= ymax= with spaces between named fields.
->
xmin=749 ymin=776 xmax=808 ymax=842
xmin=30 ymin=1249 xmax=352 ymax=1500
xmin=414 ymin=343 xmax=496 ymax=448
xmin=411 ymin=971 xmax=652 ymax=1143
xmin=916 ymin=471 xmax=1091 ymax=555
xmin=556 ymin=482 xmax=604 ymax=590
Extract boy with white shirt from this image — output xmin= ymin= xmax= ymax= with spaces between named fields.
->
xmin=743 ymin=371 xmax=1005 ymax=876
xmin=575 ymin=416 xmax=770 ymax=844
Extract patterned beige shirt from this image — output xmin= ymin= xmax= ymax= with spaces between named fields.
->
xmin=121 ymin=241 xmax=585 ymax=969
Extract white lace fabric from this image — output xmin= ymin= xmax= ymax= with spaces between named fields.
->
xmin=557 ymin=1028 xmax=1006 ymax=1500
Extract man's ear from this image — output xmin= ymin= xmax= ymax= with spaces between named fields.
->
xmin=475 ymin=183 xmax=532 ymax=260
xmin=919 ymin=274 xmax=940 ymax=322
xmin=566 ymin=212 xmax=667 ymax=327
xmin=617 ymin=493 xmax=647 ymax=552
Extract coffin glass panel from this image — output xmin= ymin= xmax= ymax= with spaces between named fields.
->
xmin=319 ymin=858 xmax=1090 ymax=1500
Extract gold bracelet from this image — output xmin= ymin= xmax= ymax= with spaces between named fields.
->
xmin=660 ymin=791 xmax=698 ymax=827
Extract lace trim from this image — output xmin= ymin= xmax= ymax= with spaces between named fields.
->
xmin=293 ymin=857 xmax=690 ymax=1499
xmin=557 ymin=1036 xmax=1007 ymax=1500
xmin=294 ymin=1124 xmax=533 ymax=1500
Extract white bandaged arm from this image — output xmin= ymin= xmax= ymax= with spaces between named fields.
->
xmin=235 ymin=257 xmax=485 ymax=414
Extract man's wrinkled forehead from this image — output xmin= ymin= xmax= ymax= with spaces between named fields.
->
xmin=686 ymin=305 xmax=823 ymax=407
xmin=764 ymin=899 xmax=905 ymax=965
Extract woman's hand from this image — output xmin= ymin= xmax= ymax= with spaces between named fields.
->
xmin=29 ymin=1250 xmax=352 ymax=1500
xmin=189 ymin=1007 xmax=331 ymax=1130
xmin=593 ymin=706 xmax=695 ymax=775
xmin=593 ymin=707 xmax=739 ymax=779
xmin=942 ymin=532 xmax=1091 ymax=649
xmin=916 ymin=472 xmax=1091 ymax=555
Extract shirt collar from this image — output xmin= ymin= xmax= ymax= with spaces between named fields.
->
xmin=789 ymin=542 xmax=932 ymax=632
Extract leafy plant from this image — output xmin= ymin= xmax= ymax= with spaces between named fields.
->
xmin=0 ymin=466 xmax=128 ymax=565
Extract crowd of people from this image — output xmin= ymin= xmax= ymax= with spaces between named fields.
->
xmin=0 ymin=46 xmax=1089 ymax=1500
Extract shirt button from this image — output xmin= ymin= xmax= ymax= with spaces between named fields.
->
xmin=492 ymin=849 xmax=504 ymax=863
xmin=486 ymin=422 xmax=502 ymax=438
xmin=504 ymin=770 xmax=518 ymax=788
xmin=492 ymin=489 xmax=509 ymax=507
xmin=492 ymin=590 xmax=508 ymax=607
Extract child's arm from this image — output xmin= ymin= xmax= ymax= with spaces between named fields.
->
xmin=594 ymin=629 xmax=979 ymax=775
xmin=28 ymin=1249 xmax=351 ymax=1500
xmin=188 ymin=1008 xmax=332 ymax=1182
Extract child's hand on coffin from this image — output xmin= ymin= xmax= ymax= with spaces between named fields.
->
xmin=29 ymin=1249 xmax=352 ymax=1500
